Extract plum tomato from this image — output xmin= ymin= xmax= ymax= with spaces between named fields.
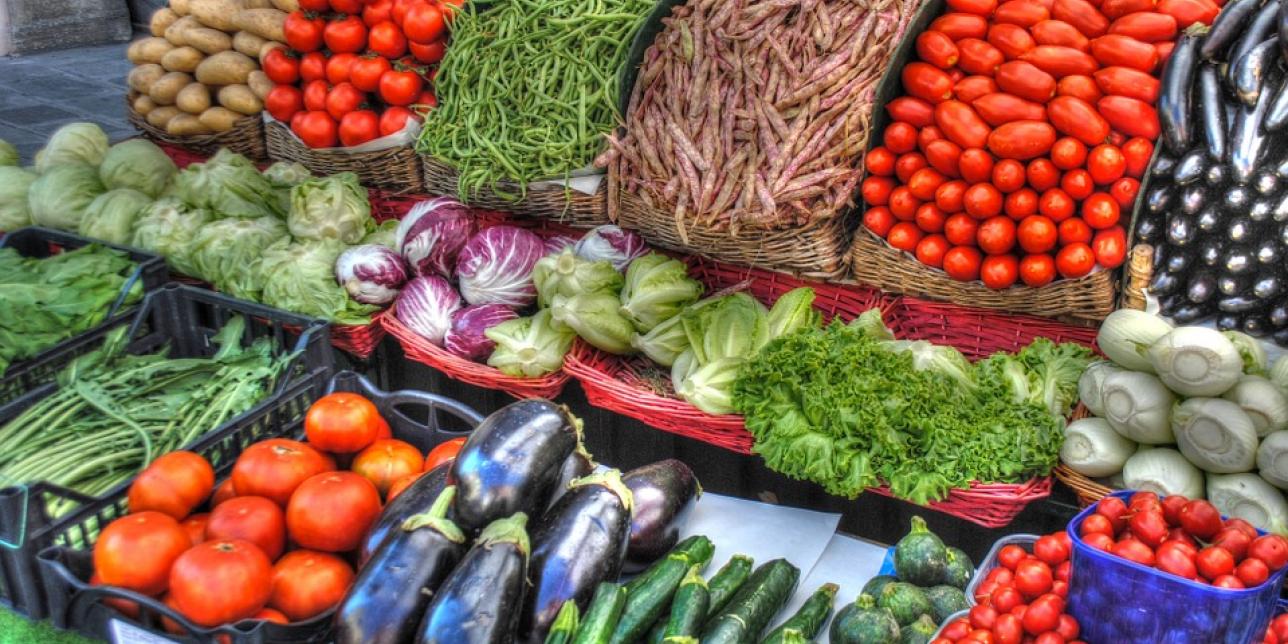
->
xmin=1034 ymin=534 xmax=1069 ymax=565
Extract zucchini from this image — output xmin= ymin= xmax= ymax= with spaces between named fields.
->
xmin=877 ymin=582 xmax=933 ymax=627
xmin=573 ymin=582 xmax=627 ymax=644
xmin=626 ymin=535 xmax=714 ymax=593
xmin=547 ymin=601 xmax=581 ymax=644
xmin=759 ymin=582 xmax=837 ymax=643
xmin=662 ymin=566 xmax=708 ymax=638
xmin=942 ymin=547 xmax=974 ymax=589
xmin=611 ymin=537 xmax=714 ymax=644
xmin=830 ymin=595 xmax=899 ymax=644
xmin=899 ymin=614 xmax=937 ymax=644
xmin=699 ymin=559 xmax=801 ymax=644
xmin=923 ymin=585 xmax=969 ymax=623
xmin=646 ymin=554 xmax=753 ymax=644
xmin=860 ymin=575 xmax=898 ymax=599
xmin=893 ymin=517 xmax=948 ymax=587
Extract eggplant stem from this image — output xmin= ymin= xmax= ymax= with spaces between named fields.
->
xmin=401 ymin=485 xmax=467 ymax=544
xmin=477 ymin=512 xmax=531 ymax=556
xmin=569 ymin=469 xmax=635 ymax=513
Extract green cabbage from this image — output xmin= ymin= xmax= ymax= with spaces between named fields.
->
xmin=700 ymin=293 xmax=769 ymax=363
xmin=257 ymin=238 xmax=378 ymax=324
xmin=27 ymin=163 xmax=105 ymax=231
xmin=170 ymin=149 xmax=281 ymax=219
xmin=619 ymin=253 xmax=702 ymax=333
xmin=0 ymin=166 xmax=36 ymax=231
xmin=631 ymin=310 xmax=691 ymax=367
xmin=98 ymin=139 xmax=177 ymax=197
xmin=550 ymin=292 xmax=636 ymax=355
xmin=287 ymin=172 xmax=372 ymax=243
xmin=766 ymin=287 xmax=821 ymax=341
xmin=263 ymin=161 xmax=312 ymax=187
xmin=533 ymin=248 xmax=624 ymax=308
xmin=79 ymin=189 xmax=152 ymax=245
xmin=34 ymin=122 xmax=109 ymax=172
xmin=188 ymin=216 xmax=288 ymax=298
xmin=0 ymin=139 xmax=17 ymax=166
xmin=362 ymin=219 xmax=399 ymax=249
xmin=672 ymin=349 xmax=741 ymax=415
xmin=486 ymin=309 xmax=576 ymax=377
xmin=131 ymin=197 xmax=211 ymax=275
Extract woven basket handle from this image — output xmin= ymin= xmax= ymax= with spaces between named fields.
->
xmin=1121 ymin=244 xmax=1153 ymax=312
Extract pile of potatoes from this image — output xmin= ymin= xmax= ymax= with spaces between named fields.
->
xmin=126 ymin=0 xmax=295 ymax=136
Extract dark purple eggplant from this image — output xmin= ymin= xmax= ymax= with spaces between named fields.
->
xmin=1280 ymin=0 xmax=1288 ymax=64
xmin=1180 ymin=186 xmax=1207 ymax=214
xmin=1197 ymin=208 xmax=1221 ymax=233
xmin=1269 ymin=303 xmax=1288 ymax=327
xmin=1229 ymin=3 xmax=1282 ymax=87
xmin=336 ymin=487 xmax=467 ymax=644
xmin=1150 ymin=270 xmax=1181 ymax=295
xmin=1199 ymin=66 xmax=1228 ymax=161
xmin=1224 ymin=186 xmax=1253 ymax=213
xmin=545 ymin=442 xmax=596 ymax=510
xmin=1255 ymin=172 xmax=1280 ymax=195
xmin=1170 ymin=303 xmax=1210 ymax=324
xmin=1173 ymin=150 xmax=1207 ymax=185
xmin=1255 ymin=274 xmax=1283 ymax=299
xmin=1187 ymin=273 xmax=1218 ymax=303
xmin=451 ymin=399 xmax=579 ymax=533
xmin=1204 ymin=0 xmax=1262 ymax=60
xmin=417 ymin=513 xmax=531 ymax=644
xmin=1206 ymin=163 xmax=1228 ymax=186
xmin=1266 ymin=81 xmax=1288 ymax=131
xmin=1152 ymin=154 xmax=1178 ymax=177
xmin=1257 ymin=239 xmax=1281 ymax=264
xmin=521 ymin=470 xmax=633 ymax=644
xmin=1159 ymin=29 xmax=1202 ymax=154
xmin=1218 ymin=313 xmax=1242 ymax=330
xmin=1275 ymin=328 xmax=1288 ymax=345
xmin=1146 ymin=186 xmax=1173 ymax=214
xmin=1219 ymin=295 xmax=1263 ymax=313
xmin=1228 ymin=217 xmax=1254 ymax=243
xmin=358 ymin=461 xmax=452 ymax=567
xmin=1233 ymin=37 xmax=1279 ymax=106
xmin=622 ymin=459 xmax=701 ymax=573
xmin=1232 ymin=65 xmax=1284 ymax=185
xmin=1243 ymin=315 xmax=1271 ymax=336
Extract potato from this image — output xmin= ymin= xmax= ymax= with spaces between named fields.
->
xmin=247 ymin=70 xmax=274 ymax=99
xmin=182 ymin=27 xmax=231 ymax=54
xmin=164 ymin=15 xmax=200 ymax=45
xmin=133 ymin=94 xmax=159 ymax=116
xmin=188 ymin=0 xmax=244 ymax=31
xmin=243 ymin=0 xmax=273 ymax=7
xmin=127 ymin=37 xmax=174 ymax=64
xmin=199 ymin=107 xmax=244 ymax=132
xmin=232 ymin=9 xmax=285 ymax=42
xmin=150 ymin=8 xmax=179 ymax=36
xmin=128 ymin=63 xmax=166 ymax=93
xmin=170 ymin=0 xmax=191 ymax=16
xmin=148 ymin=71 xmax=193 ymax=105
xmin=218 ymin=84 xmax=263 ymax=115
xmin=176 ymin=83 xmax=212 ymax=114
xmin=167 ymin=114 xmax=214 ymax=136
xmin=269 ymin=0 xmax=297 ymax=11
xmin=146 ymin=106 xmax=182 ymax=129
xmin=161 ymin=46 xmax=204 ymax=73
xmin=194 ymin=51 xmax=256 ymax=85
xmin=232 ymin=31 xmax=267 ymax=57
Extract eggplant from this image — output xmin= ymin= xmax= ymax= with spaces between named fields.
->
xmin=1224 ymin=186 xmax=1253 ymax=213
xmin=1136 ymin=216 xmax=1161 ymax=243
xmin=1199 ymin=67 xmax=1229 ymax=162
xmin=1203 ymin=0 xmax=1263 ymax=60
xmin=1255 ymin=274 xmax=1283 ymax=299
xmin=451 ymin=399 xmax=580 ymax=533
xmin=1171 ymin=304 xmax=1211 ymax=324
xmin=521 ymin=471 xmax=633 ymax=644
xmin=1219 ymin=273 xmax=1248 ymax=296
xmin=1220 ymin=295 xmax=1263 ymax=313
xmin=1269 ymin=303 xmax=1288 ymax=328
xmin=1206 ymin=162 xmax=1229 ymax=186
xmin=1196 ymin=208 xmax=1221 ymax=233
xmin=336 ymin=487 xmax=467 ymax=644
xmin=1266 ymin=81 xmax=1288 ymax=131
xmin=1226 ymin=247 xmax=1257 ymax=274
xmin=1152 ymin=155 xmax=1178 ymax=177
xmin=1167 ymin=213 xmax=1196 ymax=245
xmin=1229 ymin=217 xmax=1254 ymax=243
xmin=1280 ymin=0 xmax=1288 ymax=64
xmin=1180 ymin=186 xmax=1207 ymax=215
xmin=1166 ymin=251 xmax=1190 ymax=274
xmin=1252 ymin=200 xmax=1276 ymax=222
xmin=1173 ymin=150 xmax=1207 ymax=185
xmin=1229 ymin=3 xmax=1282 ymax=88
xmin=1244 ymin=315 xmax=1272 ymax=336
xmin=1218 ymin=314 xmax=1243 ymax=330
xmin=1199 ymin=239 xmax=1225 ymax=266
xmin=1187 ymin=273 xmax=1219 ymax=304
xmin=1160 ymin=29 xmax=1202 ymax=154
xmin=416 ymin=513 xmax=531 ymax=644
xmin=1232 ymin=63 xmax=1286 ymax=184
xmin=1233 ymin=38 xmax=1279 ymax=107
xmin=1146 ymin=186 xmax=1173 ymax=214
xmin=358 ymin=460 xmax=453 ymax=567
xmin=546 ymin=442 xmax=596 ymax=510
xmin=622 ymin=459 xmax=702 ymax=573
xmin=1257 ymin=239 xmax=1282 ymax=264
xmin=1150 ymin=270 xmax=1181 ymax=295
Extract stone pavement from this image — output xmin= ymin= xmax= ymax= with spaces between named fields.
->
xmin=0 ymin=42 xmax=135 ymax=163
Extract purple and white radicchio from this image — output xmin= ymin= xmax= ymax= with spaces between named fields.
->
xmin=572 ymin=225 xmax=647 ymax=272
xmin=335 ymin=244 xmax=408 ymax=306
xmin=444 ymin=304 xmax=519 ymax=360
xmin=395 ymin=274 xmax=461 ymax=346
xmin=543 ymin=235 xmax=576 ymax=256
xmin=396 ymin=196 xmax=476 ymax=277
xmin=455 ymin=225 xmax=546 ymax=308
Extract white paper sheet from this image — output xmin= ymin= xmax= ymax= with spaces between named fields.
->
xmin=676 ymin=492 xmax=843 ymax=582
xmin=768 ymin=532 xmax=891 ymax=642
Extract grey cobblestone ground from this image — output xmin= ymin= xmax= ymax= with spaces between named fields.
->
xmin=0 ymin=42 xmax=135 ymax=163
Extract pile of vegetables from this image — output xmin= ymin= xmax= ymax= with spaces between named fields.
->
xmin=1064 ymin=309 xmax=1288 ymax=534
xmin=417 ymin=0 xmax=652 ymax=199
xmin=0 ymin=317 xmax=292 ymax=514
xmin=265 ymin=0 xmax=456 ymax=147
xmin=861 ymin=0 xmax=1220 ymax=289
xmin=128 ymin=0 xmax=288 ymax=135
xmin=734 ymin=309 xmax=1094 ymax=504
xmin=830 ymin=517 xmax=973 ymax=644
xmin=0 ymin=243 xmax=145 ymax=376
xmin=949 ymin=530 xmax=1082 ymax=644
xmin=1133 ymin=0 xmax=1288 ymax=346
xmin=605 ymin=0 xmax=915 ymax=230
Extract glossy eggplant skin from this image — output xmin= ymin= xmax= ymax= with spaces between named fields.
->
xmin=1203 ymin=0 xmax=1261 ymax=60
xmin=1160 ymin=29 xmax=1202 ymax=154
xmin=622 ymin=459 xmax=701 ymax=573
xmin=451 ymin=399 xmax=579 ymax=533
xmin=417 ymin=514 xmax=531 ymax=644
xmin=546 ymin=445 xmax=596 ymax=510
xmin=358 ymin=461 xmax=452 ymax=567
xmin=1199 ymin=66 xmax=1228 ymax=161
xmin=521 ymin=473 xmax=633 ymax=644
xmin=336 ymin=487 xmax=466 ymax=644
xmin=1232 ymin=64 xmax=1284 ymax=184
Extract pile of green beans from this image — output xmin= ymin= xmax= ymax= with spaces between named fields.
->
xmin=417 ymin=0 xmax=652 ymax=200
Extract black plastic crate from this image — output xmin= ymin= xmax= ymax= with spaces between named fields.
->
xmin=37 ymin=370 xmax=482 ymax=644
xmin=0 ymin=284 xmax=332 ymax=620
xmin=0 ymin=226 xmax=169 ymax=415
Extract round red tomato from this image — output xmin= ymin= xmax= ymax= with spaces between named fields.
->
xmin=325 ymin=82 xmax=365 ymax=121
xmin=1215 ymin=527 xmax=1253 ymax=560
xmin=1237 ymin=557 xmax=1271 ymax=587
xmin=916 ymin=203 xmax=947 ymax=233
xmin=170 ymin=540 xmax=272 ymax=627
xmin=1121 ymin=136 xmax=1153 ymax=177
xmin=363 ymin=0 xmax=393 ymax=25
xmin=180 ymin=513 xmax=209 ymax=546
xmin=1060 ymin=169 xmax=1094 ymax=200
xmin=302 ymin=80 xmax=329 ymax=112
xmin=959 ymin=148 xmax=995 ymax=184
xmin=866 ymin=147 xmax=896 ymax=176
xmin=908 ymin=168 xmax=947 ymax=201
xmin=864 ymin=206 xmax=896 ymax=237
xmin=1197 ymin=546 xmax=1236 ymax=581
xmin=964 ymin=183 xmax=1004 ymax=218
xmin=1129 ymin=509 xmax=1169 ymax=547
xmin=936 ymin=180 xmax=967 ymax=212
xmin=1022 ymin=594 xmax=1064 ymax=635
xmin=1038 ymin=188 xmax=1074 ymax=222
xmin=1092 ymin=226 xmax=1127 ymax=268
xmin=90 ymin=573 xmax=141 ymax=619
xmin=888 ymin=222 xmax=924 ymax=252
xmin=1014 ymin=559 xmax=1054 ymax=598
xmin=1050 ymin=137 xmax=1087 ymax=170
xmin=212 ymin=478 xmax=237 ymax=507
xmin=944 ymin=213 xmax=980 ymax=246
xmin=992 ymin=612 xmax=1023 ymax=644
xmin=368 ymin=20 xmax=407 ymax=59
xmin=1109 ymin=177 xmax=1139 ymax=208
xmin=1056 ymin=242 xmax=1095 ymax=278
xmin=1087 ymin=144 xmax=1126 ymax=184
xmin=128 ymin=451 xmax=214 ymax=520
xmin=1004 ymin=188 xmax=1038 ymax=220
xmin=231 ymin=438 xmax=334 ymax=508
xmin=325 ymin=53 xmax=357 ymax=86
xmin=977 ymin=216 xmax=1016 ymax=254
xmin=970 ymin=604 xmax=998 ymax=630
xmin=339 ymin=110 xmax=381 ymax=147
xmin=424 ymin=437 xmax=466 ymax=472
xmin=380 ymin=69 xmax=424 ymax=107
xmin=403 ymin=1 xmax=446 ymax=43
xmin=1033 ymin=534 xmax=1069 ymax=566
xmin=1081 ymin=193 xmax=1120 ymax=229
xmin=330 ymin=0 xmax=362 ymax=12
xmin=1017 ymin=215 xmax=1057 ymax=254
xmin=298 ymin=51 xmax=327 ymax=83
xmin=94 ymin=512 xmax=191 ymax=596
xmin=268 ymin=550 xmax=354 ymax=621
xmin=1082 ymin=511 xmax=1116 ymax=537
xmin=254 ymin=607 xmax=289 ymax=624
xmin=409 ymin=39 xmax=446 ymax=64
xmin=298 ymin=0 xmax=328 ymax=10
xmin=862 ymin=177 xmax=896 ymax=206
xmin=990 ymin=159 xmax=1026 ymax=193
xmin=284 ymin=12 xmax=325 ymax=52
xmin=916 ymin=234 xmax=951 ymax=268
xmin=1020 ymin=254 xmax=1056 ymax=287
xmin=305 ymin=393 xmax=388 ymax=454
xmin=324 ymin=16 xmax=367 ymax=54
xmin=1113 ymin=538 xmax=1157 ymax=566
xmin=1058 ymin=218 xmax=1092 ymax=245
xmin=266 ymin=85 xmax=305 ymax=123
xmin=205 ymin=496 xmax=286 ymax=561
xmin=1026 ymin=158 xmax=1060 ymax=191
xmin=895 ymin=153 xmax=929 ymax=184
xmin=1249 ymin=535 xmax=1288 ymax=571
xmin=889 ymin=186 xmax=921 ymax=220
xmin=349 ymin=56 xmax=391 ymax=93
xmin=262 ymin=49 xmax=299 ymax=85
xmin=981 ymin=254 xmax=1019 ymax=289
xmin=943 ymin=246 xmax=983 ymax=281
xmin=885 ymin=122 xmax=919 ymax=154
xmin=1156 ymin=541 xmax=1198 ymax=580
xmin=286 ymin=472 xmax=382 ymax=553
xmin=352 ymin=438 xmax=423 ymax=497
xmin=391 ymin=0 xmax=419 ymax=24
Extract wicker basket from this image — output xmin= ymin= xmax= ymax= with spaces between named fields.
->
xmin=884 ymin=295 xmax=1101 ymax=360
xmin=849 ymin=231 xmax=1118 ymax=325
xmin=422 ymin=156 xmax=609 ymax=227
xmin=127 ymin=102 xmax=266 ymax=161
xmin=265 ymin=119 xmax=424 ymax=194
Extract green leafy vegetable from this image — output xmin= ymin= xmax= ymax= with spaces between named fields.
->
xmin=34 ymin=122 xmax=108 ymax=172
xmin=170 ymin=148 xmax=282 ymax=220
xmin=287 ymin=172 xmax=372 ymax=243
xmin=98 ymin=139 xmax=177 ymax=197
xmin=0 ymin=166 xmax=37 ymax=231
xmin=0 ymin=139 xmax=17 ymax=167
xmin=550 ymin=292 xmax=636 ymax=355
xmin=976 ymin=338 xmax=1095 ymax=417
xmin=131 ymin=197 xmax=211 ymax=276
xmin=188 ymin=216 xmax=289 ymax=299
xmin=362 ymin=219 xmax=399 ymax=249
xmin=79 ymin=188 xmax=152 ymax=245
xmin=27 ymin=163 xmax=105 ymax=231
xmin=619 ymin=253 xmax=702 ymax=333
xmin=485 ymin=309 xmax=575 ymax=377
xmin=263 ymin=161 xmax=312 ymax=187
xmin=766 ymin=287 xmax=821 ymax=340
xmin=257 ymin=238 xmax=379 ymax=324
xmin=533 ymin=248 xmax=623 ymax=308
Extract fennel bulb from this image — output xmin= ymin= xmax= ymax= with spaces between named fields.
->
xmin=1172 ymin=398 xmax=1258 ymax=474
xmin=1207 ymin=473 xmax=1288 ymax=535
xmin=1097 ymin=309 xmax=1172 ymax=372
xmin=1223 ymin=376 xmax=1288 ymax=436
xmin=1078 ymin=360 xmax=1123 ymax=417
xmin=1225 ymin=330 xmax=1268 ymax=376
xmin=1123 ymin=447 xmax=1206 ymax=499
xmin=1100 ymin=371 xmax=1176 ymax=444
xmin=1257 ymin=431 xmax=1288 ymax=490
xmin=1061 ymin=418 xmax=1137 ymax=477
xmin=1147 ymin=326 xmax=1243 ymax=397
xmin=1271 ymin=356 xmax=1288 ymax=392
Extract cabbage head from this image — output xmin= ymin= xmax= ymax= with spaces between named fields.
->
xmin=170 ymin=149 xmax=281 ymax=219
xmin=0 ymin=166 xmax=36 ymax=231
xmin=34 ymin=122 xmax=109 ymax=172
xmin=288 ymin=172 xmax=372 ymax=243
xmin=28 ymin=163 xmax=105 ymax=231
xmin=188 ymin=216 xmax=288 ymax=298
xmin=486 ymin=309 xmax=576 ymax=377
xmin=263 ymin=161 xmax=311 ymax=187
xmin=98 ymin=139 xmax=176 ymax=197
xmin=618 ymin=253 xmax=702 ymax=333
xmin=79 ymin=188 xmax=151 ymax=245
xmin=0 ymin=139 xmax=17 ymax=166
xmin=257 ymin=238 xmax=379 ymax=324
xmin=131 ymin=197 xmax=211 ymax=275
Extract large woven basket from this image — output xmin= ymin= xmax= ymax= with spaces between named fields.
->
xmin=265 ymin=120 xmax=424 ymax=194
xmin=422 ymin=156 xmax=609 ymax=228
xmin=127 ymin=102 xmax=266 ymax=161
xmin=883 ymin=294 xmax=1101 ymax=360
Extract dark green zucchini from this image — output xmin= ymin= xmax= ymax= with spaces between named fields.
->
xmin=699 ymin=559 xmax=801 ymax=644
xmin=759 ymin=582 xmax=838 ymax=643
xmin=609 ymin=540 xmax=714 ymax=644
xmin=625 ymin=535 xmax=714 ymax=594
xmin=899 ymin=614 xmax=937 ymax=644
xmin=860 ymin=575 xmax=898 ymax=599
xmin=942 ymin=547 xmax=974 ymax=590
xmin=573 ymin=583 xmax=627 ymax=644
xmin=546 ymin=601 xmax=580 ymax=644
xmin=877 ymin=582 xmax=932 ymax=627
xmin=923 ymin=585 xmax=969 ymax=623
xmin=893 ymin=517 xmax=948 ymax=587
xmin=830 ymin=595 xmax=899 ymax=644
xmin=662 ymin=566 xmax=708 ymax=639
xmin=706 ymin=554 xmax=755 ymax=616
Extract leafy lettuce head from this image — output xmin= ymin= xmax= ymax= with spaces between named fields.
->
xmin=881 ymin=339 xmax=977 ymax=393
xmin=98 ymin=139 xmax=177 ymax=197
xmin=258 ymin=237 xmax=379 ymax=324
xmin=34 ymin=122 xmax=109 ymax=172
xmin=0 ymin=166 xmax=36 ymax=231
xmin=79 ymin=188 xmax=152 ymax=245
xmin=533 ymin=247 xmax=624 ymax=308
xmin=619 ymin=253 xmax=702 ymax=333
xmin=485 ymin=309 xmax=575 ymax=377
xmin=188 ymin=216 xmax=289 ymax=298
xmin=766 ymin=287 xmax=821 ymax=341
xmin=131 ymin=197 xmax=211 ymax=275
xmin=28 ymin=163 xmax=106 ymax=231
xmin=171 ymin=149 xmax=281 ymax=219
xmin=550 ymin=292 xmax=637 ymax=355
xmin=288 ymin=172 xmax=372 ymax=243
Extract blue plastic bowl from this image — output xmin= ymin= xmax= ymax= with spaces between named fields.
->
xmin=1067 ymin=490 xmax=1288 ymax=644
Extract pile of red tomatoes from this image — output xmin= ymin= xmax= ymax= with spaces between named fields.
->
xmin=265 ymin=0 xmax=459 ymax=147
